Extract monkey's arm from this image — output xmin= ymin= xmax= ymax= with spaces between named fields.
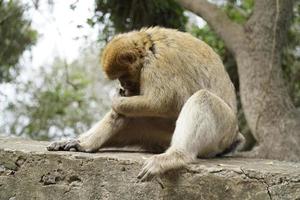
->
xmin=47 ymin=110 xmax=128 ymax=152
xmin=112 ymin=94 xmax=177 ymax=118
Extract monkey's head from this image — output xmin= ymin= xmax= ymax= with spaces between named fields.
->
xmin=101 ymin=32 xmax=153 ymax=95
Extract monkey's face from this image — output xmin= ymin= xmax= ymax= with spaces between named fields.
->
xmin=101 ymin=34 xmax=145 ymax=96
xmin=118 ymin=73 xmax=140 ymax=96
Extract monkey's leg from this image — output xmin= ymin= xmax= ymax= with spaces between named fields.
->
xmin=101 ymin=117 xmax=175 ymax=153
xmin=138 ymin=90 xmax=240 ymax=181
xmin=47 ymin=110 xmax=175 ymax=152
xmin=47 ymin=110 xmax=128 ymax=152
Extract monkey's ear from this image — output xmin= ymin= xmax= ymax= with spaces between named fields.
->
xmin=117 ymin=51 xmax=137 ymax=66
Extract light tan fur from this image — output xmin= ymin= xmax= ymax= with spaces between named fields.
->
xmin=47 ymin=27 xmax=244 ymax=181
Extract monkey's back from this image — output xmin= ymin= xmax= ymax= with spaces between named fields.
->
xmin=142 ymin=27 xmax=237 ymax=113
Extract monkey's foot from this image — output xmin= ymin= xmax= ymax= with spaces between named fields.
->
xmin=47 ymin=139 xmax=85 ymax=152
xmin=137 ymin=150 xmax=191 ymax=182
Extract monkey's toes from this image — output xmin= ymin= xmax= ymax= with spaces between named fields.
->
xmin=137 ymin=155 xmax=162 ymax=182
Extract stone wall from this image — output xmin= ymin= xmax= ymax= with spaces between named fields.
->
xmin=0 ymin=137 xmax=299 ymax=200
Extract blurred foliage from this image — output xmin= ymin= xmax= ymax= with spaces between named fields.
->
xmin=224 ymin=0 xmax=254 ymax=24
xmin=1 ymin=47 xmax=112 ymax=140
xmin=282 ymin=2 xmax=300 ymax=106
xmin=0 ymin=0 xmax=37 ymax=82
xmin=91 ymin=0 xmax=187 ymax=40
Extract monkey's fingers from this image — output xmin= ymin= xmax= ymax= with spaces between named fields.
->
xmin=69 ymin=148 xmax=77 ymax=152
xmin=63 ymin=139 xmax=85 ymax=152
xmin=47 ymin=141 xmax=68 ymax=151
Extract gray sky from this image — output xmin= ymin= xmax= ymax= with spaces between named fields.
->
xmin=23 ymin=0 xmax=98 ymax=68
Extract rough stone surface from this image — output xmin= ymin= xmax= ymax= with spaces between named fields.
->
xmin=0 ymin=137 xmax=299 ymax=200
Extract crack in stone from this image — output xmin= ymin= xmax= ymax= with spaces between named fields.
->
xmin=240 ymin=168 xmax=272 ymax=200
xmin=155 ymin=178 xmax=165 ymax=189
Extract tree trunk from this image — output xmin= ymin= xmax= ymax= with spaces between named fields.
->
xmin=178 ymin=0 xmax=300 ymax=161
xmin=235 ymin=0 xmax=300 ymax=161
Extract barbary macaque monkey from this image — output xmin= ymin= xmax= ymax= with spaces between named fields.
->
xmin=47 ymin=27 xmax=245 ymax=181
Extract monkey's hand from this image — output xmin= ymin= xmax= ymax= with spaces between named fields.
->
xmin=47 ymin=139 xmax=90 ymax=152
xmin=111 ymin=96 xmax=127 ymax=114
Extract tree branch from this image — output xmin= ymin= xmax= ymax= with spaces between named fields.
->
xmin=177 ymin=0 xmax=245 ymax=55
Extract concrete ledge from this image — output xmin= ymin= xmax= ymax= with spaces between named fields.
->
xmin=0 ymin=137 xmax=299 ymax=200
